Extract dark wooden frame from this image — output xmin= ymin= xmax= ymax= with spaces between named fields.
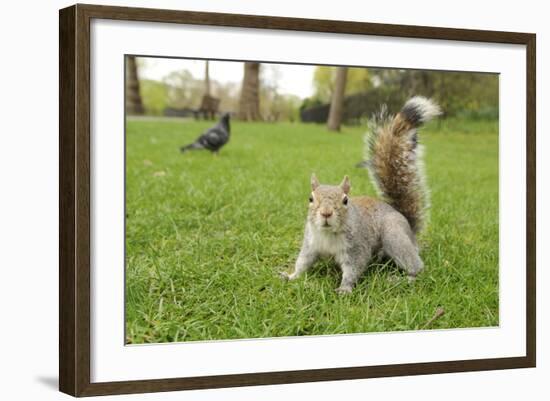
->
xmin=59 ymin=3 xmax=536 ymax=397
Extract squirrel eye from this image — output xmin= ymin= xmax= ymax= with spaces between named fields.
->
xmin=343 ymin=196 xmax=348 ymax=205
xmin=309 ymin=195 xmax=314 ymax=203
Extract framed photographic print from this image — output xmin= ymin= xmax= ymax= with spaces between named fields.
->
xmin=59 ymin=3 xmax=536 ymax=397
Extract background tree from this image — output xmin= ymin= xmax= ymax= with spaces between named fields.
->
xmin=125 ymin=56 xmax=144 ymax=115
xmin=302 ymin=67 xmax=498 ymax=125
xmin=260 ymin=65 xmax=301 ymax=122
xmin=163 ymin=70 xmax=204 ymax=109
xmin=158 ymin=70 xmax=240 ymax=113
xmin=204 ymin=60 xmax=211 ymax=96
xmin=327 ymin=66 xmax=348 ymax=131
xmin=212 ymin=81 xmax=240 ymax=114
xmin=312 ymin=66 xmax=334 ymax=102
xmin=367 ymin=68 xmax=499 ymax=119
xmin=139 ymin=79 xmax=168 ymax=116
xmin=313 ymin=66 xmax=370 ymax=102
xmin=238 ymin=62 xmax=262 ymax=121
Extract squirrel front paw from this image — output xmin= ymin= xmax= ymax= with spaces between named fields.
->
xmin=335 ymin=286 xmax=353 ymax=295
xmin=279 ymin=271 xmax=292 ymax=281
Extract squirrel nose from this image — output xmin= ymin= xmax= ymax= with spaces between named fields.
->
xmin=321 ymin=210 xmax=333 ymax=218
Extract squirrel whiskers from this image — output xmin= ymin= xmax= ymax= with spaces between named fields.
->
xmin=281 ymin=96 xmax=441 ymax=293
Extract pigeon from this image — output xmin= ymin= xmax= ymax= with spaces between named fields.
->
xmin=180 ymin=113 xmax=231 ymax=154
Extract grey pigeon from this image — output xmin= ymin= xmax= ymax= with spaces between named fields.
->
xmin=180 ymin=113 xmax=230 ymax=154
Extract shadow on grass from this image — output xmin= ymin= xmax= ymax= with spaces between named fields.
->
xmin=307 ymin=257 xmax=406 ymax=281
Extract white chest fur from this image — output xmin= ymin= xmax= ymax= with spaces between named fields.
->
xmin=308 ymin=224 xmax=347 ymax=259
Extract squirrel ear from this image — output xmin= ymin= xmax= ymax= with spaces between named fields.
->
xmin=340 ymin=175 xmax=351 ymax=194
xmin=311 ymin=173 xmax=320 ymax=190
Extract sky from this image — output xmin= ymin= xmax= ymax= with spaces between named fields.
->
xmin=138 ymin=57 xmax=317 ymax=99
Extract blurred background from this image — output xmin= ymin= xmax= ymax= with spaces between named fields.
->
xmin=125 ymin=56 xmax=498 ymax=129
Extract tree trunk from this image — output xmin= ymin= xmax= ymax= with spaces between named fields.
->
xmin=327 ymin=67 xmax=348 ymax=131
xmin=125 ymin=56 xmax=144 ymax=115
xmin=204 ymin=60 xmax=211 ymax=97
xmin=238 ymin=62 xmax=261 ymax=121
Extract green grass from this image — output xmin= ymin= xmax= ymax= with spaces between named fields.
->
xmin=125 ymin=117 xmax=499 ymax=344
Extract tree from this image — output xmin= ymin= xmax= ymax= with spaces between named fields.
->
xmin=204 ymin=60 xmax=211 ymax=96
xmin=347 ymin=68 xmax=371 ymax=95
xmin=313 ymin=66 xmax=370 ymax=102
xmin=312 ymin=66 xmax=334 ymax=102
xmin=163 ymin=70 xmax=203 ymax=109
xmin=140 ymin=79 xmax=168 ymax=116
xmin=327 ymin=66 xmax=348 ymax=131
xmin=212 ymin=81 xmax=240 ymax=114
xmin=125 ymin=56 xmax=144 ymax=115
xmin=238 ymin=62 xmax=261 ymax=121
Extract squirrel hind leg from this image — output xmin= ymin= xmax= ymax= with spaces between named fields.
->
xmin=381 ymin=228 xmax=424 ymax=278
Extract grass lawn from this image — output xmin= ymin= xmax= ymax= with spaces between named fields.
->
xmin=125 ymin=117 xmax=499 ymax=344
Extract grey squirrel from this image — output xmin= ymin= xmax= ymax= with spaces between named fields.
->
xmin=281 ymin=96 xmax=441 ymax=293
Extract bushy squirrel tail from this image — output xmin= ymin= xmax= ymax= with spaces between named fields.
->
xmin=365 ymin=96 xmax=441 ymax=233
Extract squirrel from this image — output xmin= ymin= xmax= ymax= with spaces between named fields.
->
xmin=281 ymin=96 xmax=441 ymax=294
